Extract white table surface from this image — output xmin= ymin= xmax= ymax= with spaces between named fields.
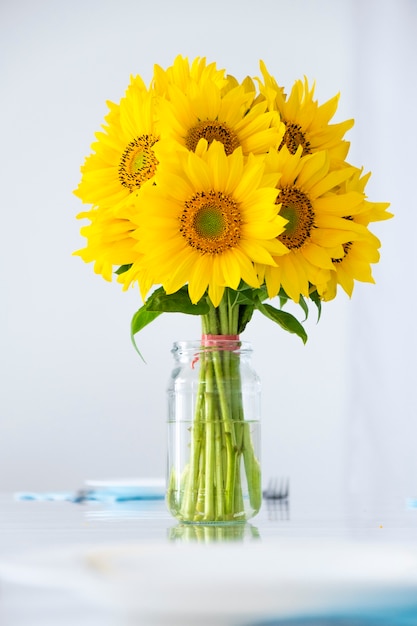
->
xmin=1 ymin=491 xmax=417 ymax=626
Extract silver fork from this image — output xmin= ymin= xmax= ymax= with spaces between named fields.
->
xmin=263 ymin=477 xmax=289 ymax=500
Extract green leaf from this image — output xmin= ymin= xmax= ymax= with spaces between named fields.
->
xmin=146 ymin=286 xmax=210 ymax=315
xmin=309 ymin=289 xmax=322 ymax=322
xmin=233 ymin=290 xmax=255 ymax=305
xmin=254 ymin=285 xmax=269 ymax=303
xmin=237 ymin=304 xmax=255 ymax=334
xmin=226 ymin=288 xmax=240 ymax=308
xmin=297 ymin=295 xmax=309 ymax=321
xmin=275 ymin=287 xmax=315 ymax=323
xmin=130 ymin=307 xmax=162 ymax=360
xmin=278 ymin=288 xmax=289 ymax=309
xmin=229 ymin=282 xmax=266 ymax=303
xmin=115 ymin=264 xmax=132 ymax=275
xmin=255 ymin=301 xmax=308 ymax=344
xmin=129 ymin=286 xmax=210 ymax=360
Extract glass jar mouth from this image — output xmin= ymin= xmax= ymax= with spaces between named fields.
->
xmin=171 ymin=339 xmax=252 ymax=355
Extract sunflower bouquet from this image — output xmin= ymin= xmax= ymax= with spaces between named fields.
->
xmin=74 ymin=56 xmax=391 ymax=523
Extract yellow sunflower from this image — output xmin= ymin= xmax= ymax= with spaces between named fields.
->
xmin=155 ymin=67 xmax=284 ymax=160
xmin=74 ymin=76 xmax=159 ymax=210
xmin=257 ymin=61 xmax=354 ymax=167
xmin=119 ymin=140 xmax=288 ymax=307
xmin=321 ymin=232 xmax=382 ymax=301
xmin=319 ymin=168 xmax=392 ymax=299
xmin=343 ymin=169 xmax=393 ymax=227
xmin=153 ymin=55 xmax=227 ymax=96
xmin=259 ymin=146 xmax=374 ymax=303
xmin=74 ymin=204 xmax=139 ymax=281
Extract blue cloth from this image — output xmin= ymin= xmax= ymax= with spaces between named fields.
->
xmin=15 ymin=487 xmax=165 ymax=503
xmin=250 ymin=605 xmax=417 ymax=625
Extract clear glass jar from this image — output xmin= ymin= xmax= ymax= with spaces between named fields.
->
xmin=166 ymin=339 xmax=261 ymax=524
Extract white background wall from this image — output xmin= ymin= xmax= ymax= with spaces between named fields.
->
xmin=1 ymin=0 xmax=414 ymax=509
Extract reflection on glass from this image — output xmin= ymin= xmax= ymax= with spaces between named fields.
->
xmin=168 ymin=522 xmax=261 ymax=543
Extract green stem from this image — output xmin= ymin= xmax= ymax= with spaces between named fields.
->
xmin=214 ymin=418 xmax=225 ymax=519
xmin=180 ymin=350 xmax=206 ymax=520
xmin=243 ymin=423 xmax=262 ymax=511
xmin=174 ymin=290 xmax=261 ymax=522
xmin=203 ymin=356 xmax=215 ymax=520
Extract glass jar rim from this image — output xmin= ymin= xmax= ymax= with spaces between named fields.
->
xmin=172 ymin=339 xmax=252 ymax=354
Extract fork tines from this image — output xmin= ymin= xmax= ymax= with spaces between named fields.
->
xmin=263 ymin=477 xmax=289 ymax=500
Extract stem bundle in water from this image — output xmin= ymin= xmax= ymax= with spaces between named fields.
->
xmin=167 ymin=338 xmax=262 ymax=524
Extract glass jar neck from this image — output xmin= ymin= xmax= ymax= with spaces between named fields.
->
xmin=201 ymin=333 xmax=240 ymax=348
xmin=171 ymin=339 xmax=252 ymax=359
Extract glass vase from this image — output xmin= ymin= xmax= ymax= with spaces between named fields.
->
xmin=166 ymin=339 xmax=262 ymax=524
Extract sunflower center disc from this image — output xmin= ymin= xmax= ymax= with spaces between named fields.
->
xmin=118 ymin=134 xmax=159 ymax=191
xmin=180 ymin=190 xmax=241 ymax=254
xmin=185 ymin=121 xmax=240 ymax=155
xmin=194 ymin=205 xmax=226 ymax=239
xmin=277 ymin=186 xmax=315 ymax=249
xmin=280 ymin=122 xmax=312 ymax=155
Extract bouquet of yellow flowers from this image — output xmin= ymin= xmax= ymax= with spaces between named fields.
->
xmin=74 ymin=56 xmax=391 ymax=523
